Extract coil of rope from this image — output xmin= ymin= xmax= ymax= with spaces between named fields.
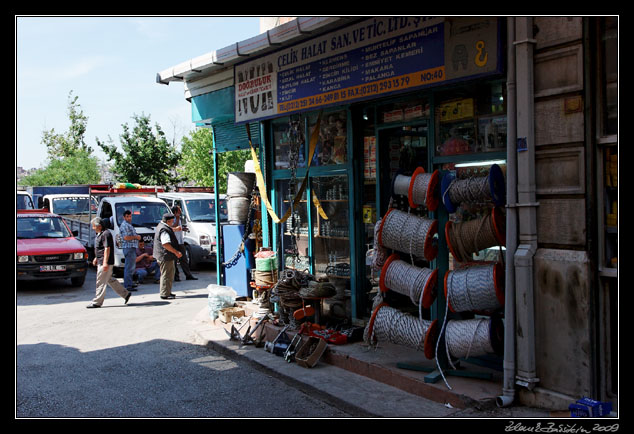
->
xmin=444 ymin=262 xmax=504 ymax=313
xmin=392 ymin=167 xmax=440 ymax=211
xmin=378 ymin=208 xmax=438 ymax=261
xmin=444 ymin=207 xmax=506 ymax=263
xmin=363 ymin=301 xmax=438 ymax=360
xmin=379 ymin=253 xmax=437 ymax=309
xmin=441 ymin=164 xmax=505 ymax=213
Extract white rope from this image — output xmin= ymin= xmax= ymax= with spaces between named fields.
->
xmin=365 ymin=304 xmax=433 ymax=353
xmin=383 ymin=258 xmax=434 ymax=306
xmin=443 ymin=174 xmax=491 ymax=207
xmin=380 ymin=208 xmax=436 ymax=261
xmin=446 ymin=263 xmax=502 ymax=313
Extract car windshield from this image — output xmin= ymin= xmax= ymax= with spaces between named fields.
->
xmin=184 ymin=199 xmax=228 ymax=222
xmin=17 ymin=216 xmax=72 ymax=239
xmin=115 ymin=202 xmax=171 ymax=228
xmin=52 ymin=196 xmax=98 ymax=215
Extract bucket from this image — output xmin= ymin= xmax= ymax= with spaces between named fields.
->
xmin=227 ymin=172 xmax=256 ymax=197
xmin=227 ymin=196 xmax=250 ymax=224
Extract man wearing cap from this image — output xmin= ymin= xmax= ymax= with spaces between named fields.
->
xmin=153 ymin=212 xmax=182 ymax=300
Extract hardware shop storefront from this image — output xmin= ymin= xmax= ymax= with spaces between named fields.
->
xmin=233 ymin=16 xmax=508 ymax=325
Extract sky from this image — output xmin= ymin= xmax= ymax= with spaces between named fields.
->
xmin=15 ymin=16 xmax=262 ymax=171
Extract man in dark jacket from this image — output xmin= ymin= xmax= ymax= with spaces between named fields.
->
xmin=154 ymin=213 xmax=182 ymax=300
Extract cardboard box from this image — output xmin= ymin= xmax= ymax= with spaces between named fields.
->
xmin=218 ymin=307 xmax=245 ymax=323
xmin=295 ymin=337 xmax=328 ymax=368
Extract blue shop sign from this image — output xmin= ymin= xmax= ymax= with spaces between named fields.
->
xmin=234 ymin=17 xmax=501 ymax=124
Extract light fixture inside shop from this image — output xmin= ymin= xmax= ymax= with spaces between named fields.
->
xmin=454 ymin=159 xmax=506 ymax=168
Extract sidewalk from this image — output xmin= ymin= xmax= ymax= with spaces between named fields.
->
xmin=191 ymin=305 xmax=557 ymax=418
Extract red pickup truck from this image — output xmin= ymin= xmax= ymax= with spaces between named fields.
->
xmin=17 ymin=209 xmax=88 ymax=286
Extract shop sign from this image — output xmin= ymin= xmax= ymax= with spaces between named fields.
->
xmin=234 ymin=17 xmax=501 ymax=124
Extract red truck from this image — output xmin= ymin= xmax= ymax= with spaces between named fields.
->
xmin=16 ymin=209 xmax=89 ymax=286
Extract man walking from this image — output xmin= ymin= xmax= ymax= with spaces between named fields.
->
xmin=154 ymin=213 xmax=182 ymax=300
xmin=87 ymin=218 xmax=131 ymax=308
xmin=120 ymin=209 xmax=141 ymax=292
xmin=171 ymin=205 xmax=197 ymax=281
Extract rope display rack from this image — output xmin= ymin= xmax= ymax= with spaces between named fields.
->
xmin=364 ymin=166 xmax=441 ymax=360
xmin=425 ymin=163 xmax=507 ymax=389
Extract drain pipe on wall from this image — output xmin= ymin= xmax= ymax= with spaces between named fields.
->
xmin=512 ymin=16 xmax=540 ymax=391
xmin=497 ymin=16 xmax=518 ymax=408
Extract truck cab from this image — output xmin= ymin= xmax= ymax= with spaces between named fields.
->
xmin=17 ymin=209 xmax=88 ymax=286
xmin=157 ymin=192 xmax=228 ymax=268
xmin=17 ymin=190 xmax=34 ymax=210
xmin=41 ymin=194 xmax=98 ymax=220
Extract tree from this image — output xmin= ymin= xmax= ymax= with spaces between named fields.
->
xmin=21 ymin=149 xmax=101 ymax=185
xmin=24 ymin=90 xmax=100 ymax=186
xmin=98 ymin=113 xmax=181 ymax=187
xmin=42 ymin=90 xmax=93 ymax=159
xmin=179 ymin=127 xmax=255 ymax=193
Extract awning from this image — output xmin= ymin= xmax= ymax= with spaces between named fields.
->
xmin=156 ymin=17 xmax=350 ymax=86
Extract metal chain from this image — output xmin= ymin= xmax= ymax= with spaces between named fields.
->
xmin=222 ymin=182 xmax=258 ymax=269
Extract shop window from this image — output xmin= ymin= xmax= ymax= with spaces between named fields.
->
xmin=309 ymin=110 xmax=347 ymax=166
xmin=277 ymin=179 xmax=310 ymax=271
xmin=435 ymin=82 xmax=507 ymax=157
xmin=311 ymin=175 xmax=350 ymax=278
xmin=378 ymin=99 xmax=430 ymax=124
xmin=273 ymin=116 xmax=307 ymax=170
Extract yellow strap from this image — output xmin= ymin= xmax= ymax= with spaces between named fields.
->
xmin=245 ymin=112 xmax=328 ymax=224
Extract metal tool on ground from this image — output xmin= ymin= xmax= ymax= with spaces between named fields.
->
xmin=240 ymin=313 xmax=272 ymax=346
xmin=284 ymin=333 xmax=304 ymax=363
xmin=265 ymin=325 xmax=290 ymax=355
xmin=224 ymin=314 xmax=254 ymax=341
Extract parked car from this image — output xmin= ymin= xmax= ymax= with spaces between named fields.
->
xmin=17 ymin=209 xmax=88 ymax=286
xmin=158 ymin=192 xmax=228 ymax=268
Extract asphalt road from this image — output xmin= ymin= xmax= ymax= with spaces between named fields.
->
xmin=16 ymin=263 xmax=356 ymax=418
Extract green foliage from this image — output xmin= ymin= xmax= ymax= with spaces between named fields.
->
xmin=21 ymin=150 xmax=101 ymax=185
xmin=179 ymin=127 xmax=255 ymax=193
xmin=98 ymin=113 xmax=182 ymax=187
xmin=42 ymin=90 xmax=93 ymax=159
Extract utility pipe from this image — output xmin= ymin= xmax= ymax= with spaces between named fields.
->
xmin=513 ymin=16 xmax=540 ymax=390
xmin=497 ymin=16 xmax=518 ymax=408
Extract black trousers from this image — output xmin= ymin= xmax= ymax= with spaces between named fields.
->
xmin=174 ymin=244 xmax=194 ymax=279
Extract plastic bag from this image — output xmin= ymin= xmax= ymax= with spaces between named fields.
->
xmin=207 ymin=284 xmax=237 ymax=320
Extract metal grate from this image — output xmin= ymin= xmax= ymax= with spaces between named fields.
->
xmin=212 ymin=120 xmax=260 ymax=153
xmin=34 ymin=254 xmax=71 ymax=263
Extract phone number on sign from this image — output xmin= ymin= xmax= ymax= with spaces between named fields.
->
xmin=277 ymin=66 xmax=445 ymax=114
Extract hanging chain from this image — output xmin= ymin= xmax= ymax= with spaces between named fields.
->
xmin=222 ymin=182 xmax=258 ymax=269
xmin=286 ymin=116 xmax=304 ymax=265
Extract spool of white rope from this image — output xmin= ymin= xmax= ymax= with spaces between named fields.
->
xmin=364 ymin=303 xmax=438 ymax=359
xmin=380 ymin=253 xmax=437 ymax=309
xmin=378 ymin=208 xmax=438 ymax=261
xmin=392 ymin=168 xmax=440 ymax=211
xmin=443 ymin=318 xmax=502 ymax=360
xmin=441 ymin=164 xmax=505 ymax=213
xmin=445 ymin=207 xmax=505 ymax=263
xmin=444 ymin=262 xmax=504 ymax=313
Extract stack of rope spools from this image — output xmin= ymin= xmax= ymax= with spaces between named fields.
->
xmin=365 ymin=167 xmax=441 ymax=359
xmin=433 ymin=164 xmax=507 ymax=388
xmin=226 ymin=172 xmax=256 ymax=224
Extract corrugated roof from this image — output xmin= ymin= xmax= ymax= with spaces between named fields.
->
xmin=156 ymin=17 xmax=351 ymax=87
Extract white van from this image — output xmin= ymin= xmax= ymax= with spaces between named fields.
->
xmin=158 ymin=192 xmax=228 ymax=268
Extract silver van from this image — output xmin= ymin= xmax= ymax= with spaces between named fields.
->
xmin=158 ymin=192 xmax=228 ymax=268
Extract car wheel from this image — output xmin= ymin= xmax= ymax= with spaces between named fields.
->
xmin=185 ymin=244 xmax=198 ymax=270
